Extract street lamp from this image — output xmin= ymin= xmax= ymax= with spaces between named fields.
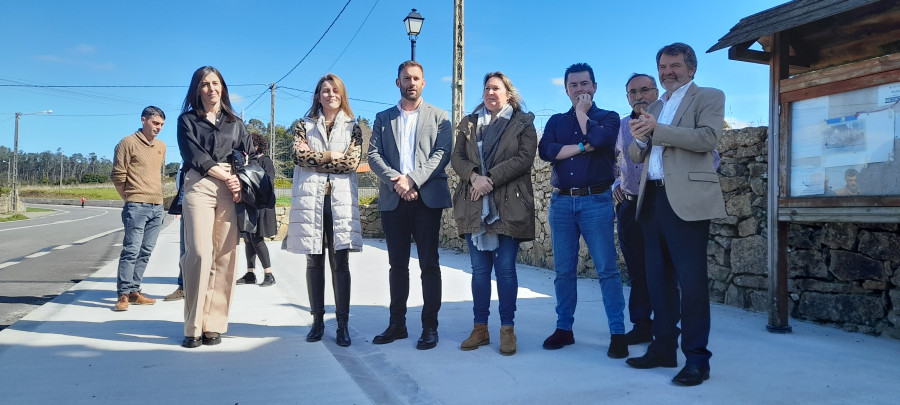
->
xmin=9 ymin=109 xmax=52 ymax=212
xmin=404 ymin=8 xmax=424 ymax=61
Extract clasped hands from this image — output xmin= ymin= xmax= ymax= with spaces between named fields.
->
xmin=469 ymin=173 xmax=493 ymax=201
xmin=629 ymin=110 xmax=657 ymax=143
xmin=225 ymin=174 xmax=242 ymax=203
xmin=391 ymin=174 xmax=418 ymax=201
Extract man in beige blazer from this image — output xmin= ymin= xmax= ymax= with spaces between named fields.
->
xmin=624 ymin=43 xmax=726 ymax=387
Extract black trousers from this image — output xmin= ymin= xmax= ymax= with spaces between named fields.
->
xmin=380 ymin=198 xmax=443 ymax=330
xmin=616 ymin=197 xmax=652 ymax=326
xmin=306 ymin=195 xmax=351 ymax=318
xmin=639 ymin=183 xmax=712 ymax=367
xmin=244 ymin=233 xmax=271 ymax=269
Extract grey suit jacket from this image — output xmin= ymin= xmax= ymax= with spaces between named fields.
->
xmin=628 ymin=83 xmax=727 ymax=221
xmin=367 ymin=101 xmax=452 ymax=211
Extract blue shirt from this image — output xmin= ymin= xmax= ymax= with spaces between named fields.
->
xmin=538 ymin=104 xmax=620 ymax=189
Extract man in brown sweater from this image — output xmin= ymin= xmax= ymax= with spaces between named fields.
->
xmin=110 ymin=106 xmax=167 ymax=311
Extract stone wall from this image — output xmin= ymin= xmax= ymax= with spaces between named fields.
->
xmin=275 ymin=127 xmax=900 ymax=339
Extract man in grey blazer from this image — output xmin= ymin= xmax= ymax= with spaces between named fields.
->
xmin=624 ymin=43 xmax=726 ymax=386
xmin=367 ymin=60 xmax=452 ymax=350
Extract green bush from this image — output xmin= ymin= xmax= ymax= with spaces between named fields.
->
xmin=359 ymin=195 xmax=378 ymax=206
xmin=81 ymin=173 xmax=109 ymax=184
xmin=274 ymin=178 xmax=292 ymax=188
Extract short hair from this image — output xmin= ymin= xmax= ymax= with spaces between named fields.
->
xmin=625 ymin=73 xmax=657 ymax=88
xmin=845 ymin=168 xmax=859 ymax=178
xmin=141 ymin=106 xmax=165 ymax=120
xmin=250 ymin=131 xmax=268 ymax=152
xmin=397 ymin=60 xmax=424 ymax=78
xmin=307 ymin=73 xmax=355 ymax=120
xmin=656 ymin=42 xmax=698 ymax=72
xmin=475 ymin=71 xmax=525 ymax=112
xmin=181 ymin=66 xmax=239 ymax=123
xmin=564 ymin=63 xmax=595 ymax=86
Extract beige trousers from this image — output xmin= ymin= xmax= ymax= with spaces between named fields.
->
xmin=181 ymin=164 xmax=239 ymax=337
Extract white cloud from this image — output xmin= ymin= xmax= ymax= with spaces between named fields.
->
xmin=441 ymin=76 xmax=451 ymax=82
xmin=72 ymin=44 xmax=96 ymax=54
xmin=551 ymin=77 xmax=564 ymax=86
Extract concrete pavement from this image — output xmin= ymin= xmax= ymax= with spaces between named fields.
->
xmin=1 ymin=219 xmax=899 ymax=404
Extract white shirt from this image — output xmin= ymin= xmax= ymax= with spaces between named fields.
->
xmin=639 ymin=80 xmax=693 ymax=180
xmin=397 ymin=102 xmax=420 ymax=175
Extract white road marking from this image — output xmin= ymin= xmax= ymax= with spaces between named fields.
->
xmin=73 ymin=228 xmax=123 ymax=244
xmin=25 ymin=252 xmax=50 ymax=258
xmin=0 ymin=261 xmax=20 ymax=269
xmin=0 ymin=209 xmax=109 ymax=232
xmin=54 ymin=245 xmax=73 ymax=250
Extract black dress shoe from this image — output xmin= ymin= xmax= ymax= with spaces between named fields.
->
xmin=623 ymin=325 xmax=653 ymax=345
xmin=672 ymin=364 xmax=710 ymax=386
xmin=202 ymin=332 xmax=222 ymax=346
xmin=626 ymin=351 xmax=678 ymax=369
xmin=373 ymin=324 xmax=408 ymax=345
xmin=182 ymin=336 xmax=202 ymax=348
xmin=416 ymin=328 xmax=439 ymax=350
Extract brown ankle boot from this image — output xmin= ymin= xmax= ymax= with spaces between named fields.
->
xmin=460 ymin=324 xmax=490 ymax=351
xmin=114 ymin=294 xmax=129 ymax=311
xmin=500 ymin=325 xmax=517 ymax=356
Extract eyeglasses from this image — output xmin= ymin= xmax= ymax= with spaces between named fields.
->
xmin=627 ymin=87 xmax=658 ymax=97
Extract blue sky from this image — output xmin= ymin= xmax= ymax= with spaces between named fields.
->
xmin=1 ymin=0 xmax=785 ymax=163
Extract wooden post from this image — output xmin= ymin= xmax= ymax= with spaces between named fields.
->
xmin=451 ymin=0 xmax=465 ymax=132
xmin=767 ymin=31 xmax=792 ymax=333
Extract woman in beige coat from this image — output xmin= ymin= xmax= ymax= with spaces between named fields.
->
xmin=451 ymin=72 xmax=537 ymax=355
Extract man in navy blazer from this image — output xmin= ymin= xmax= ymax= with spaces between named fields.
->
xmin=625 ymin=43 xmax=727 ymax=387
xmin=367 ymin=60 xmax=452 ymax=350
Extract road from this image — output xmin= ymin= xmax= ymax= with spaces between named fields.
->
xmin=0 ymin=204 xmax=171 ymax=330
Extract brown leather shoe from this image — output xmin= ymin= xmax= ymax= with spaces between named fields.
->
xmin=460 ymin=323 xmax=490 ymax=351
xmin=114 ymin=294 xmax=129 ymax=311
xmin=128 ymin=291 xmax=156 ymax=305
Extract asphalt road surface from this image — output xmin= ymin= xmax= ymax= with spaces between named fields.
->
xmin=0 ymin=204 xmax=172 ymax=330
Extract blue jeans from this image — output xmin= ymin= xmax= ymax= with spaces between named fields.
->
xmin=117 ymin=202 xmax=164 ymax=294
xmin=466 ymin=234 xmax=520 ymax=326
xmin=548 ymin=190 xmax=626 ymax=334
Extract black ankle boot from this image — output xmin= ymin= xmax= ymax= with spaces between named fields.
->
xmin=336 ymin=315 xmax=351 ymax=347
xmin=306 ymin=313 xmax=325 ymax=342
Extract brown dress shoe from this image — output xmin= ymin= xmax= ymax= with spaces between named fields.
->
xmin=114 ymin=294 xmax=129 ymax=311
xmin=128 ymin=291 xmax=156 ymax=305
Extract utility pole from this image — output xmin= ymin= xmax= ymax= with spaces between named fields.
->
xmin=270 ymin=82 xmax=276 ymax=160
xmin=452 ymin=0 xmax=465 ymax=133
xmin=58 ymin=147 xmax=63 ymax=188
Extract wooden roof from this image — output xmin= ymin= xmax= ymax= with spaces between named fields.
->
xmin=708 ymin=0 xmax=900 ymax=74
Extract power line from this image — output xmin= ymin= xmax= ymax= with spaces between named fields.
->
xmin=321 ymin=0 xmax=380 ymax=75
xmin=279 ymin=86 xmax=393 ymax=106
xmin=274 ymin=0 xmax=352 ymax=85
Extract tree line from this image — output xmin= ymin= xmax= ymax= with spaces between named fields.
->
xmin=0 ymin=118 xmax=373 ymax=187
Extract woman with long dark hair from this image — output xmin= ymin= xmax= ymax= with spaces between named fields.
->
xmin=283 ymin=73 xmax=362 ymax=347
xmin=177 ymin=66 xmax=254 ymax=348
xmin=236 ymin=132 xmax=278 ymax=287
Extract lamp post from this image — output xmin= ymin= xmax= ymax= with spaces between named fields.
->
xmin=404 ymin=8 xmax=424 ymax=61
xmin=9 ymin=110 xmax=52 ymax=212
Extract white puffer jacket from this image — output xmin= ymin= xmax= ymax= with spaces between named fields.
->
xmin=283 ymin=111 xmax=362 ymax=254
